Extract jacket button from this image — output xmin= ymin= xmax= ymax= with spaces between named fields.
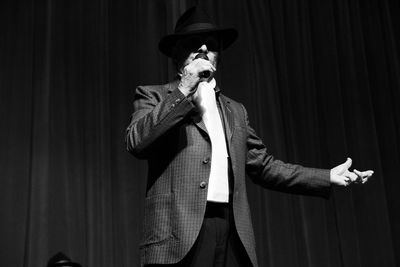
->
xmin=202 ymin=157 xmax=210 ymax=164
xmin=199 ymin=181 xmax=207 ymax=189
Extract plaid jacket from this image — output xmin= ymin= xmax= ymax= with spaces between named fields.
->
xmin=126 ymin=80 xmax=331 ymax=267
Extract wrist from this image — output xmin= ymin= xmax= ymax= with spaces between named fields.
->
xmin=178 ymin=82 xmax=190 ymax=97
xmin=178 ymin=78 xmax=198 ymax=97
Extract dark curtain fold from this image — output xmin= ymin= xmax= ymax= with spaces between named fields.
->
xmin=1 ymin=0 xmax=399 ymax=266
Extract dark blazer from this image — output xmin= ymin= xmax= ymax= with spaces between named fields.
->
xmin=126 ymin=80 xmax=331 ymax=267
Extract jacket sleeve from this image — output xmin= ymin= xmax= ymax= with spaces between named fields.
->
xmin=126 ymin=85 xmax=195 ymax=158
xmin=243 ymin=105 xmax=331 ymax=199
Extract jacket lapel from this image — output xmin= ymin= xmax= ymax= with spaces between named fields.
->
xmin=191 ymin=113 xmax=208 ymax=134
xmin=219 ymin=94 xmax=234 ymax=147
xmin=188 ymin=92 xmax=235 ymax=141
xmin=190 ymin=91 xmax=235 ymax=139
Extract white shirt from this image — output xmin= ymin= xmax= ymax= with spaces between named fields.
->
xmin=196 ymin=79 xmax=229 ymax=203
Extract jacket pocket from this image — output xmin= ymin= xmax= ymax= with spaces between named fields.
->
xmin=140 ymin=193 xmax=173 ymax=247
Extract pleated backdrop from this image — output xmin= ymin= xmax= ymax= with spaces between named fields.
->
xmin=1 ymin=0 xmax=399 ymax=266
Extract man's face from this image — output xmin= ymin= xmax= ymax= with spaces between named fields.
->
xmin=175 ymin=35 xmax=220 ymax=73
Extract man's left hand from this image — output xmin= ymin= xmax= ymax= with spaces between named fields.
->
xmin=330 ymin=158 xmax=374 ymax=186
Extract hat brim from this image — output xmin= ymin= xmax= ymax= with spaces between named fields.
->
xmin=159 ymin=28 xmax=238 ymax=58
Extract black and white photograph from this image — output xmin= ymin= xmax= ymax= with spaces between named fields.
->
xmin=1 ymin=0 xmax=399 ymax=266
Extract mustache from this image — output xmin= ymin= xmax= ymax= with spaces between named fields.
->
xmin=194 ymin=53 xmax=209 ymax=61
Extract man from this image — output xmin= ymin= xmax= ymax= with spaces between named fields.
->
xmin=126 ymin=6 xmax=373 ymax=267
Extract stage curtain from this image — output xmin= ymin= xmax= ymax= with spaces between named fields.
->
xmin=1 ymin=0 xmax=399 ymax=266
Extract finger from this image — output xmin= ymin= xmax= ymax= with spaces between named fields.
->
xmin=353 ymin=169 xmax=374 ymax=184
xmin=354 ymin=170 xmax=366 ymax=182
xmin=200 ymin=63 xmax=216 ymax=74
xmin=210 ymin=64 xmax=217 ymax=72
xmin=209 ymin=63 xmax=217 ymax=71
xmin=362 ymin=171 xmax=374 ymax=183
xmin=193 ymin=57 xmax=209 ymax=63
xmin=345 ymin=171 xmax=358 ymax=182
xmin=337 ymin=176 xmax=348 ymax=187
xmin=364 ymin=170 xmax=374 ymax=176
xmin=195 ymin=58 xmax=215 ymax=68
xmin=343 ymin=157 xmax=352 ymax=171
xmin=362 ymin=175 xmax=372 ymax=183
xmin=333 ymin=174 xmax=351 ymax=187
xmin=354 ymin=169 xmax=374 ymax=178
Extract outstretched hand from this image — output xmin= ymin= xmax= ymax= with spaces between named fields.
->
xmin=330 ymin=158 xmax=374 ymax=186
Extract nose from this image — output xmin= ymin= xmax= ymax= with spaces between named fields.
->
xmin=198 ymin=44 xmax=208 ymax=53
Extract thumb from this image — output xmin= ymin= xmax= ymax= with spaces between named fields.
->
xmin=338 ymin=157 xmax=352 ymax=175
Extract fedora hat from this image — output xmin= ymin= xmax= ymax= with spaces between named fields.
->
xmin=159 ymin=6 xmax=238 ymax=57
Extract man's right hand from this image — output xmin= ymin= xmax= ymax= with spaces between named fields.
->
xmin=177 ymin=58 xmax=216 ymax=97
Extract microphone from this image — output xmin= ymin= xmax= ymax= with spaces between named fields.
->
xmin=194 ymin=53 xmax=211 ymax=79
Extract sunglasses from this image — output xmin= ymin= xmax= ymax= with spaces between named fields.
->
xmin=177 ymin=35 xmax=221 ymax=52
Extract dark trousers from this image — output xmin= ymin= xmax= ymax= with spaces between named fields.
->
xmin=146 ymin=202 xmax=253 ymax=267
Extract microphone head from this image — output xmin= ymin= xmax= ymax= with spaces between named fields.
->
xmin=195 ymin=53 xmax=211 ymax=78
